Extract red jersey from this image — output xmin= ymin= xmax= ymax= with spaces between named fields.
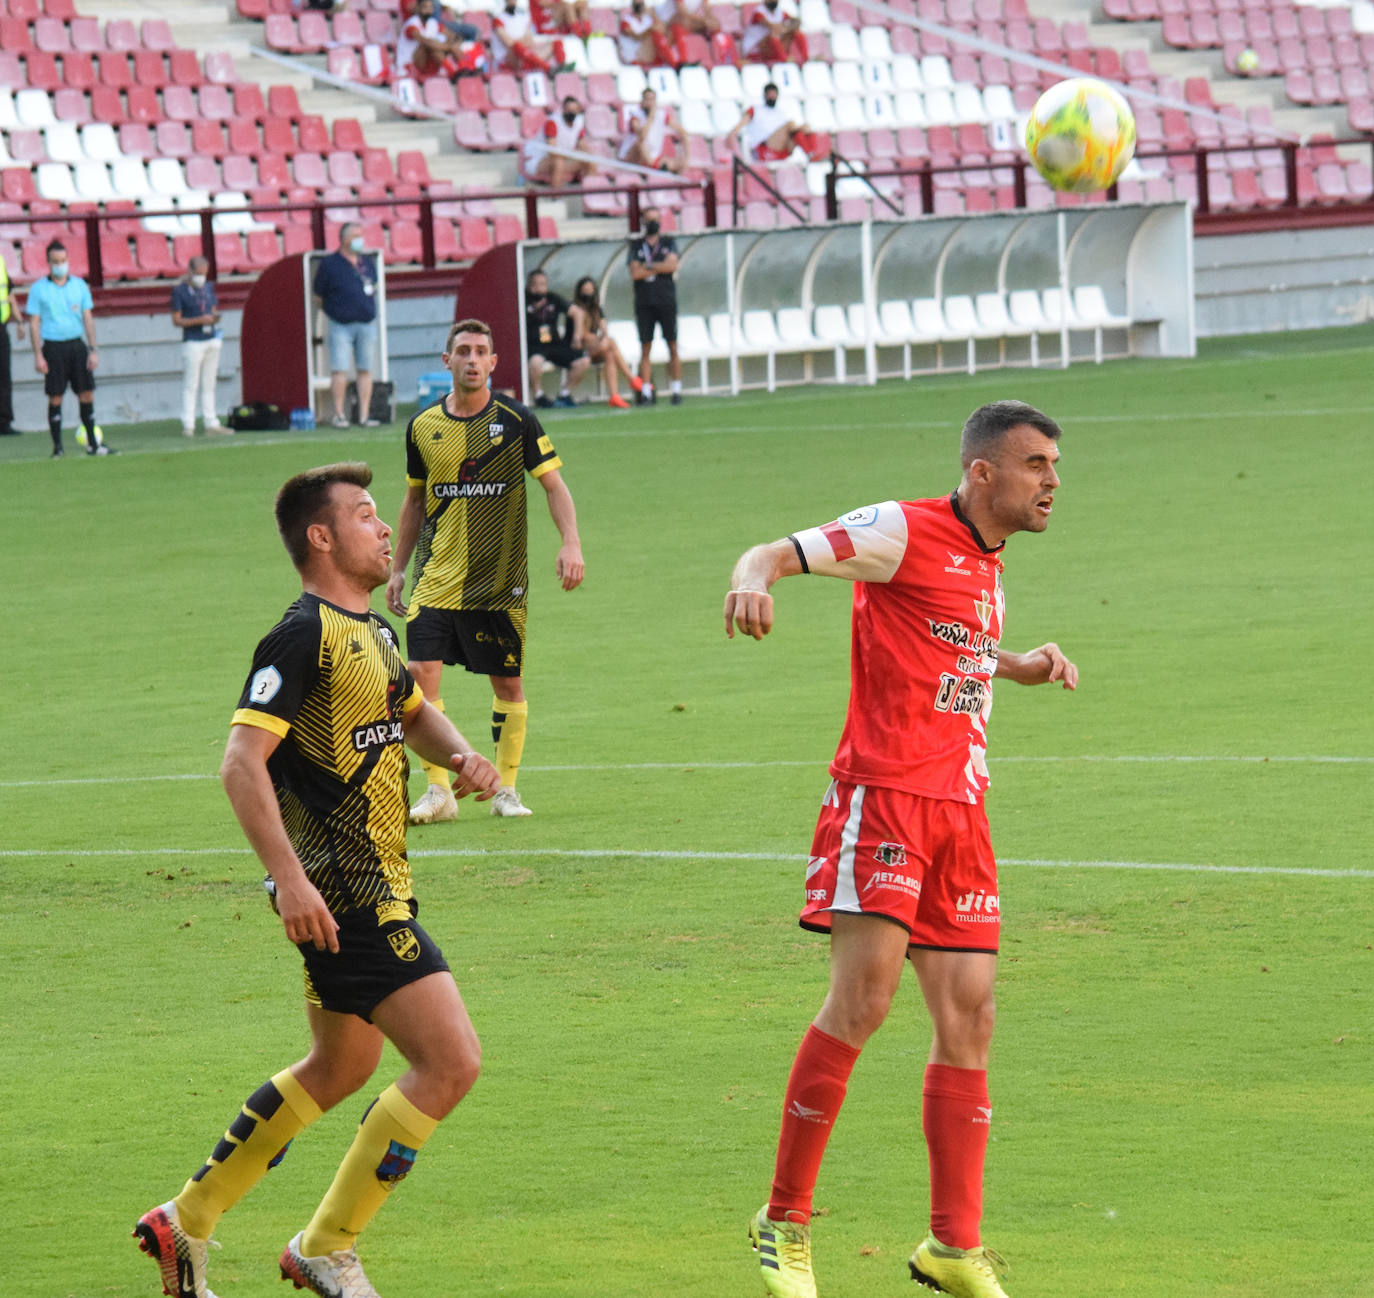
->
xmin=790 ymin=493 xmax=1006 ymax=804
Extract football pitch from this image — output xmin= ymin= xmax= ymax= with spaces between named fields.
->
xmin=2 ymin=328 xmax=1371 ymax=1298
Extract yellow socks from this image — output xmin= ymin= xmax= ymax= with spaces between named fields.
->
xmin=491 ymin=697 xmax=528 ymax=788
xmin=301 ymin=1084 xmax=439 ymax=1256
xmin=420 ymin=698 xmax=454 ymax=790
xmin=175 ymin=1069 xmax=323 ymax=1240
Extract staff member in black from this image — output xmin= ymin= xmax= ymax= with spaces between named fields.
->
xmin=627 ymin=207 xmax=683 ymax=406
xmin=0 ymin=247 xmax=24 ymax=437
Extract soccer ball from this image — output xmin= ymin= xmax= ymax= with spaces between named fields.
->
xmin=1236 ymin=47 xmax=1260 ymax=73
xmin=74 ymin=423 xmax=104 ymax=448
xmin=1024 ymin=77 xmax=1137 ymax=194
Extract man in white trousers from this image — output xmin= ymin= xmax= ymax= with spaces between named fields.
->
xmin=171 ymin=255 xmax=229 ymax=437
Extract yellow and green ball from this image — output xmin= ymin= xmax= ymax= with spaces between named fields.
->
xmin=74 ymin=424 xmax=104 ymax=448
xmin=1024 ymin=77 xmax=1137 ymax=193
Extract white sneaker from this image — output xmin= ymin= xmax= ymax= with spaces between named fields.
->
xmin=408 ymin=783 xmax=457 ymax=824
xmin=279 ymin=1232 xmax=381 ymax=1298
xmin=205 ymin=421 xmax=232 ymax=436
xmin=133 ymin=1201 xmax=221 ymax=1298
xmin=490 ymin=787 xmax=533 ymax=817
xmin=330 ymin=414 xmax=350 ymax=429
xmin=182 ymin=426 xmax=196 ymax=437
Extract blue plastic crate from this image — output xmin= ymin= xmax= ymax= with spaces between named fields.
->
xmin=416 ymin=372 xmax=451 ymax=406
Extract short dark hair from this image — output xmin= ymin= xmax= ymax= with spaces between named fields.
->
xmin=46 ymin=239 xmax=66 ymax=258
xmin=446 ymin=318 xmax=494 ymax=351
xmin=524 ymin=269 xmax=547 ymax=291
xmin=274 ymin=462 xmax=373 ymax=569
xmin=764 ymin=81 xmax=779 ymax=94
xmin=960 ymin=400 xmax=1062 ymax=468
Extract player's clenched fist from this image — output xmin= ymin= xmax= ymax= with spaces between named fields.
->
xmin=724 ymin=588 xmax=774 ymax=640
xmin=450 ymin=750 xmax=501 ymax=800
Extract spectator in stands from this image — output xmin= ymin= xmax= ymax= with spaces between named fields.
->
xmin=628 ymin=207 xmax=682 ymax=405
xmin=566 ymin=276 xmax=644 ymax=409
xmin=618 ymin=0 xmax=680 ymax=68
xmin=524 ymin=96 xmax=598 ymax=186
xmin=525 ymin=270 xmax=589 ymax=408
xmin=397 ymin=0 xmax=474 ymax=80
xmin=532 ymin=0 xmax=592 ymax=40
xmin=743 ymin=0 xmax=808 ymax=64
xmin=26 ymin=240 xmax=114 ymax=458
xmin=618 ymin=88 xmax=690 ymax=175
xmin=0 ymin=247 xmax=24 ymax=438
xmin=313 ymin=223 xmax=382 ymax=430
xmin=171 ymin=256 xmax=228 ymax=439
xmin=401 ymin=0 xmax=480 ymax=40
xmin=728 ymin=81 xmax=825 ymax=162
xmin=658 ymin=0 xmax=736 ymax=67
xmin=492 ymin=0 xmax=568 ymax=76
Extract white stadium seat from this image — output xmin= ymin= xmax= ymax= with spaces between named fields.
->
xmin=891 ymin=55 xmax=923 ymax=92
xmin=44 ymin=122 xmax=83 ymax=165
xmin=35 ymin=162 xmax=77 ymax=204
xmin=710 ymin=64 xmax=745 ymax=102
xmin=801 ymin=61 xmax=835 ymax=97
xmin=894 ymin=91 xmax=927 ymax=126
xmin=858 ymin=26 xmax=892 ymax=60
xmin=952 ymin=83 xmax=988 ymax=123
xmin=16 ymin=87 xmax=57 ymax=128
xmin=73 ymin=160 xmax=117 ymax=204
xmin=831 ymin=60 xmax=864 ymax=96
xmin=80 ymin=123 xmax=120 ymax=163
xmin=679 ymin=65 xmax=712 ymax=102
xmin=861 ymin=60 xmax=894 ymax=94
xmin=923 ymin=88 xmax=956 ymax=126
xmin=829 ymin=25 xmax=861 ymax=61
xmin=617 ymin=66 xmax=648 ymax=101
xmin=770 ymin=63 xmax=804 ymax=96
xmin=647 ymin=66 xmax=681 ymax=104
xmin=920 ymin=55 xmax=953 ymax=90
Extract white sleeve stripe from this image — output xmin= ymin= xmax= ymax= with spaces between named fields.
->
xmin=793 ymin=501 xmax=907 ymax=583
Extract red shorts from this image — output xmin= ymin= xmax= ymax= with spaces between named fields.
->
xmin=753 ymin=142 xmax=792 ymax=162
xmin=801 ymin=780 xmax=1000 ymax=952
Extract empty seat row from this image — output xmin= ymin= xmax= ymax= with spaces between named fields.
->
xmin=0 ymin=14 xmax=176 ymax=54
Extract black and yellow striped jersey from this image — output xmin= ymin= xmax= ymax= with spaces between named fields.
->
xmin=231 ymin=593 xmax=424 ymax=914
xmin=404 ymin=392 xmax=562 ymax=612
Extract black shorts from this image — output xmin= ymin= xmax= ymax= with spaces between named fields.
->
xmin=406 ymin=605 xmax=526 ymax=677
xmin=636 ymin=300 xmax=677 ymax=345
xmin=42 ymin=338 xmax=95 ymax=397
xmin=530 ymin=341 xmax=583 ymax=369
xmin=297 ymin=899 xmax=450 ymax=1021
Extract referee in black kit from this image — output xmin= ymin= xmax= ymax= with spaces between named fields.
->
xmin=628 ymin=206 xmax=683 ymax=406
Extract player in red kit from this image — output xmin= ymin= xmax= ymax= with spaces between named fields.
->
xmin=725 ymin=401 xmax=1078 ymax=1298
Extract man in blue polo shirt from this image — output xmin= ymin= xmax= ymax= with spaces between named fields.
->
xmin=312 ymin=223 xmax=381 ymax=430
xmin=26 ymin=239 xmax=115 ymax=458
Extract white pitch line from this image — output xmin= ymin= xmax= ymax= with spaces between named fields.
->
xmin=0 ymin=845 xmax=1369 ymax=879
xmin=0 ymin=753 xmax=1370 ymax=790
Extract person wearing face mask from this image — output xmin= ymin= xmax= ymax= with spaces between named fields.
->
xmin=728 ymin=81 xmax=824 ymax=163
xmin=396 ymin=0 xmax=468 ymax=80
xmin=312 ymin=223 xmax=382 ymax=430
xmin=523 ymin=96 xmax=598 ymax=187
xmin=617 ymin=87 xmax=689 ymax=175
xmin=491 ymin=0 xmax=567 ymax=75
xmin=25 ymin=239 xmax=113 ymax=458
xmin=627 ymin=206 xmax=683 ymax=405
xmin=743 ymin=0 xmax=808 ymax=64
xmin=524 ymin=269 xmax=589 ymax=408
xmin=566 ymin=276 xmax=643 ymax=409
xmin=618 ymin=0 xmax=680 ymax=67
xmin=171 ymin=256 xmax=229 ymax=438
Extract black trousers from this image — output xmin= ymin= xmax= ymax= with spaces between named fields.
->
xmin=0 ymin=324 xmax=12 ymax=433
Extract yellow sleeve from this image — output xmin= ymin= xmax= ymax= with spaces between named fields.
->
xmin=231 ymin=709 xmax=292 ymax=738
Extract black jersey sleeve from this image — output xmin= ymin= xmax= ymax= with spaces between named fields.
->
xmin=232 ymin=606 xmax=322 ymax=735
xmin=522 ymin=408 xmax=561 ymax=475
xmin=405 ymin=413 xmax=428 ymax=484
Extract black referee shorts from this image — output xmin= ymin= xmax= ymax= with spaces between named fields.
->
xmin=406 ymin=605 xmax=525 ymax=677
xmin=530 ymin=341 xmax=584 ymax=369
xmin=636 ymin=300 xmax=678 ymax=345
xmin=42 ymin=338 xmax=95 ymax=398
xmin=297 ymin=899 xmax=450 ymax=1022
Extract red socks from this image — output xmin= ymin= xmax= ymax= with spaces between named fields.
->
xmin=922 ymin=1063 xmax=990 ymax=1250
xmin=768 ymin=1025 xmax=861 ymax=1221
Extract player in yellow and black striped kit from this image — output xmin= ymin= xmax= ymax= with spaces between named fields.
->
xmin=385 ymin=317 xmax=585 ymax=823
xmin=135 ymin=462 xmax=500 ymax=1298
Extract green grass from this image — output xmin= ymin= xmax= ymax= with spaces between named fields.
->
xmin=2 ymin=330 xmax=1372 ymax=1297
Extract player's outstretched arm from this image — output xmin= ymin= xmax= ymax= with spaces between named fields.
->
xmin=995 ymin=642 xmax=1078 ymax=689
xmin=404 ymin=702 xmax=502 ymax=800
xmin=385 ymin=484 xmax=426 ymax=616
xmin=220 ymin=724 xmax=340 ymax=952
xmin=724 ymin=538 xmax=803 ymax=639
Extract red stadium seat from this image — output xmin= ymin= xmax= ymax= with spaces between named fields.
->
xmin=185 ymin=156 xmax=222 ymax=190
xmin=118 ymin=122 xmax=155 ymax=155
xmin=246 ymin=229 xmax=282 ymax=265
xmin=93 ymin=86 xmax=128 ymax=125
xmin=0 ymin=53 xmax=20 ymax=87
xmin=297 ymin=115 xmax=331 ymax=153
xmin=168 ymin=50 xmax=203 ymax=86
xmin=262 ymin=118 xmax=295 ymax=154
xmin=33 ymin=17 xmax=71 ymax=53
xmin=133 ymin=50 xmax=169 ymax=88
xmin=432 ymin=218 xmax=460 ymax=261
xmin=257 ymin=152 xmax=291 ymax=188
xmin=226 ymin=117 xmax=260 ymax=156
xmin=141 ymin=19 xmax=176 ymax=51
xmin=99 ymin=235 xmax=138 ymax=281
xmin=199 ymin=84 xmax=235 ymax=121
xmin=105 ymin=19 xmax=139 ymax=51
xmin=204 ymin=52 xmax=236 ymax=84
xmin=0 ymin=18 xmax=34 ymax=55
xmin=160 ymin=85 xmax=198 ymax=123
xmin=458 ymin=217 xmax=493 ymax=255
xmin=46 ymin=0 xmax=78 ymax=14
xmin=297 ymin=10 xmax=331 ymax=50
xmin=361 ymin=148 xmax=396 ymax=185
xmin=62 ymin=51 xmax=97 ymax=90
xmin=53 ymin=88 xmax=91 ymax=122
xmin=292 ymin=152 xmax=328 ymax=187
xmin=155 ymin=120 xmax=193 ymax=158
xmin=457 ymin=78 xmax=492 ymax=113
xmin=222 ymin=153 xmax=258 ymax=190
xmin=327 ymin=150 xmax=363 ymax=186
xmin=7 ymin=131 xmax=45 ymax=165
xmin=332 ymin=10 xmax=365 ymax=44
xmin=423 ymin=79 xmax=459 ymax=113
xmin=238 ymin=0 xmax=269 ymax=19
xmin=364 ymin=11 xmax=394 ymax=43
xmin=26 ymin=51 xmax=62 ymax=91
xmin=492 ymin=212 xmax=523 ymax=243
xmin=489 ymin=73 xmax=522 ymax=110
xmin=264 ymin=15 xmax=301 ymax=51
xmin=332 ymin=117 xmax=367 ymax=152
xmin=386 ymin=220 xmax=423 ymax=263
xmin=326 ymin=47 xmax=360 ymax=81
xmin=486 ymin=110 xmax=520 ymax=150
xmin=191 ymin=119 xmax=228 ymax=157
xmin=396 ymin=151 xmax=432 ymax=184
xmin=214 ymin=231 xmax=249 ymax=273
xmin=267 ymin=84 xmax=302 ymax=119
xmin=1 ymin=168 xmax=38 ymax=204
xmin=282 ymin=225 xmax=316 ymax=256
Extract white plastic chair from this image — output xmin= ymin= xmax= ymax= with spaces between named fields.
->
xmin=865 ymin=94 xmax=895 ymax=126
xmin=111 ymin=157 xmax=153 ymax=199
xmin=982 ymin=84 xmax=1015 ymax=121
xmin=679 ymin=65 xmax=712 ymax=102
xmin=890 ymin=54 xmax=923 ymax=92
xmin=741 ymin=63 xmax=771 ymax=101
xmin=0 ymin=91 xmax=18 ymax=131
xmin=803 ymin=95 xmax=837 ymax=133
xmin=952 ymin=83 xmax=987 ymax=123
xmin=647 ymin=65 xmax=681 ymax=104
xmin=833 ymin=95 xmax=866 ymax=130
xmin=80 ymin=123 xmax=120 ymax=162
xmin=560 ymin=35 xmax=592 ymax=74
xmin=894 ymin=91 xmax=927 ymax=126
xmin=858 ymin=26 xmax=892 ymax=60
xmin=829 ymin=24 xmax=861 ymax=62
xmin=801 ymin=61 xmax=835 ymax=97
xmin=147 ymin=157 xmax=190 ymax=200
xmin=35 ymin=162 xmax=78 ymax=204
xmin=712 ymin=98 xmax=743 ymax=136
xmin=770 ymin=62 xmax=804 ymax=97
xmin=798 ymin=0 xmax=829 ymax=30
xmin=861 ymin=60 xmax=894 ymax=93
xmin=812 ymin=302 xmax=854 ymax=379
xmin=831 ymin=60 xmax=864 ymax=96
xmin=617 ymin=66 xmax=648 ymax=102
xmin=920 ymin=54 xmax=953 ymax=89
xmin=710 ymin=64 xmax=745 ymax=102
xmin=680 ymin=97 xmax=714 ymax=137
xmin=15 ymin=87 xmax=57 ymax=128
xmin=922 ymin=88 xmax=956 ymax=126
xmin=73 ymin=159 xmax=117 ymax=204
